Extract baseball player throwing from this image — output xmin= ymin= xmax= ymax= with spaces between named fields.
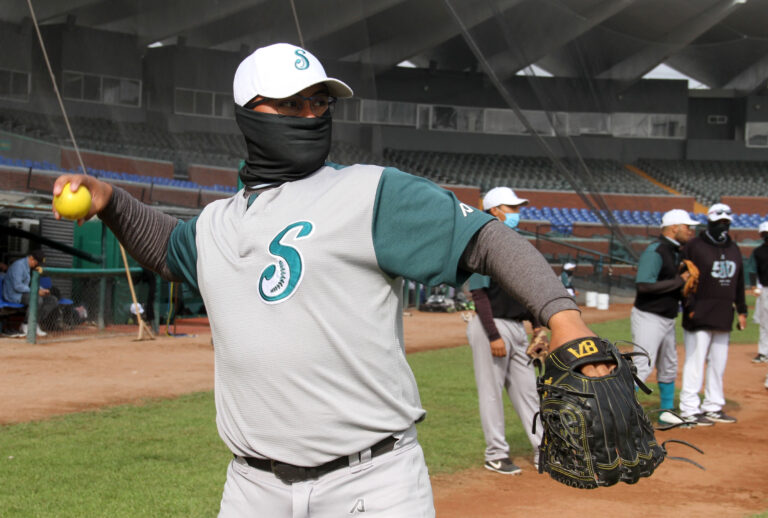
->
xmin=53 ymin=43 xmax=614 ymax=516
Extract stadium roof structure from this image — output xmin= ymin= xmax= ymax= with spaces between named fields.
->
xmin=4 ymin=0 xmax=768 ymax=95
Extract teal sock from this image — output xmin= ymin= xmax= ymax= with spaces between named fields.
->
xmin=658 ymin=382 xmax=675 ymax=410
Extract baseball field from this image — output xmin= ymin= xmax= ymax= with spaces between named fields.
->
xmin=1 ymin=304 xmax=767 ymax=517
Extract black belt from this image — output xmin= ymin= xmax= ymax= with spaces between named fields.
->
xmin=239 ymin=435 xmax=398 ymax=484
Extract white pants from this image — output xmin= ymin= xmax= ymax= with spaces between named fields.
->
xmin=756 ymin=291 xmax=768 ymax=357
xmin=466 ymin=316 xmax=542 ymax=462
xmin=630 ymin=307 xmax=678 ymax=384
xmin=679 ymin=329 xmax=730 ymax=417
xmin=219 ymin=428 xmax=434 ymax=518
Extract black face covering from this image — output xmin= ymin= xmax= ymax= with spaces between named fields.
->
xmin=707 ymin=220 xmax=730 ymax=243
xmin=235 ymin=104 xmax=332 ymax=186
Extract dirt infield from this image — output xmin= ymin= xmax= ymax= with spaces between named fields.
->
xmin=1 ymin=303 xmax=767 ymax=516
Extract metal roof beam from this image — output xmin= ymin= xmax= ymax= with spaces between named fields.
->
xmin=596 ymin=0 xmax=747 ymax=82
xmin=487 ymin=0 xmax=636 ymax=81
xmin=722 ymin=52 xmax=768 ymax=94
xmin=336 ymin=0 xmax=523 ymax=67
xmin=184 ymin=0 xmax=405 ymax=52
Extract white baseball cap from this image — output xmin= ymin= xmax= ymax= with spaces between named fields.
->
xmin=233 ymin=43 xmax=353 ymax=106
xmin=661 ymin=209 xmax=699 ymax=227
xmin=482 ymin=187 xmax=529 ymax=210
xmin=707 ymin=203 xmax=733 ymax=222
xmin=759 ymin=221 xmax=768 ymax=234
xmin=563 ymin=262 xmax=576 ymax=271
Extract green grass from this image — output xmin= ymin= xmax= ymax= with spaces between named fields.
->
xmin=0 ymin=393 xmax=228 ymax=517
xmin=0 ymin=304 xmax=759 ymax=516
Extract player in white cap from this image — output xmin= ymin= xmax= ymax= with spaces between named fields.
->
xmin=679 ymin=203 xmax=747 ymax=425
xmin=52 ymin=43 xmax=611 ymax=516
xmin=631 ymin=209 xmax=699 ymax=425
xmin=560 ymin=262 xmax=577 ymax=297
xmin=465 ymin=187 xmax=543 ymax=475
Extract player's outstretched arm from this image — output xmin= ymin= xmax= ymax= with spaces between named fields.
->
xmin=51 ymin=174 xmax=184 ymax=281
xmin=462 ymin=221 xmax=611 ymax=375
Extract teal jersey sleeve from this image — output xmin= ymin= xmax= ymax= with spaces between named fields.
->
xmin=560 ymin=272 xmax=569 ymax=286
xmin=372 ymin=168 xmax=493 ymax=287
xmin=166 ymin=216 xmax=200 ymax=292
xmin=635 ymin=242 xmax=662 ymax=283
xmin=467 ymin=273 xmax=490 ymax=291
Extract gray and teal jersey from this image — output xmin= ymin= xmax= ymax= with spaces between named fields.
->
xmin=634 ymin=236 xmax=683 ymax=319
xmin=165 ymin=164 xmax=493 ymax=466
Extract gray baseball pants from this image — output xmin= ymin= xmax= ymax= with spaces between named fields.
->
xmin=466 ymin=316 xmax=542 ymax=462
xmin=756 ymin=291 xmax=768 ymax=357
xmin=630 ymin=307 xmax=678 ymax=384
xmin=218 ymin=425 xmax=434 ymax=518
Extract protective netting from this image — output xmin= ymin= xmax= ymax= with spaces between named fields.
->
xmin=2 ymin=0 xmax=768 ymax=331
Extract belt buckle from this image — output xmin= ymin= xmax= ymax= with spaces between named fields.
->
xmin=270 ymin=460 xmax=309 ymax=484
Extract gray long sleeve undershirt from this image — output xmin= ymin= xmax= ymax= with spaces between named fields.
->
xmin=460 ymin=220 xmax=579 ymax=327
xmin=99 ymin=186 xmax=184 ymax=282
xmin=100 ymin=188 xmax=578 ymax=326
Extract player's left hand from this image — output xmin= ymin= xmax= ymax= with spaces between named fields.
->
xmin=536 ymin=336 xmax=665 ymax=488
xmin=547 ymin=310 xmax=614 ymax=376
xmin=737 ymin=313 xmax=747 ymax=331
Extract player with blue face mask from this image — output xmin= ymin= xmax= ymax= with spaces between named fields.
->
xmin=481 ymin=187 xmax=527 ymax=230
xmin=465 ymin=186 xmax=542 ymax=475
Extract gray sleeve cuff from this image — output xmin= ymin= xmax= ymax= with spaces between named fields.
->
xmin=99 ymin=186 xmax=184 ymax=281
xmin=460 ymin=220 xmax=579 ymax=327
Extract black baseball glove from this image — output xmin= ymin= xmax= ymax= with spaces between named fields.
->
xmin=535 ymin=336 xmax=665 ymax=489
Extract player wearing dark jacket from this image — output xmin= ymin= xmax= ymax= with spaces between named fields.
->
xmin=631 ymin=209 xmax=698 ymax=426
xmin=678 ymin=203 xmax=747 ymax=425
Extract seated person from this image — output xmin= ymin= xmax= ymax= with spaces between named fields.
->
xmin=3 ymin=250 xmax=58 ymax=336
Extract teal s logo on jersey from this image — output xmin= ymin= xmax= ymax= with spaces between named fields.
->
xmin=294 ymin=49 xmax=310 ymax=70
xmin=259 ymin=221 xmax=314 ymax=303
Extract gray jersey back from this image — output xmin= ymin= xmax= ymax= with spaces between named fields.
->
xmin=195 ymin=165 xmax=424 ymax=466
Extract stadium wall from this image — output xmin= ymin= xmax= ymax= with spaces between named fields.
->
xmin=370 ymin=68 xmax=688 ymax=113
xmin=720 ymin=196 xmax=768 ymax=216
xmin=686 ymin=139 xmax=768 ymax=161
xmin=688 ymin=97 xmax=740 ymax=140
xmin=187 ymin=164 xmax=237 ymax=186
xmin=0 ymin=131 xmax=60 ymax=165
xmin=31 ymin=24 xmax=145 ymax=123
xmin=0 ymin=20 xmax=31 ymax=71
xmin=513 ymin=191 xmax=695 ymax=212
xmin=60 ymin=148 xmax=174 ymax=178
xmin=378 ymin=126 xmax=686 ymax=163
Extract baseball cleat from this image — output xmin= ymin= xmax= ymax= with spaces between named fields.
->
xmin=681 ymin=414 xmax=715 ymax=427
xmin=484 ymin=458 xmax=522 ymax=475
xmin=658 ymin=411 xmax=686 ymax=426
xmin=752 ymin=354 xmax=768 ymax=363
xmin=703 ymin=410 xmax=736 ymax=423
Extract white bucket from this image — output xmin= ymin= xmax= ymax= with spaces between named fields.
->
xmin=585 ymin=291 xmax=598 ymax=308
xmin=597 ymin=293 xmax=610 ymax=310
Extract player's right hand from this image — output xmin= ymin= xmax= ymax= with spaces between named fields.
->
xmin=52 ymin=174 xmax=113 ymax=224
xmin=489 ymin=338 xmax=506 ymax=357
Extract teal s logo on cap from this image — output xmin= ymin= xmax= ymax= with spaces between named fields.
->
xmin=259 ymin=221 xmax=314 ymax=303
xmin=294 ymin=49 xmax=309 ymax=70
